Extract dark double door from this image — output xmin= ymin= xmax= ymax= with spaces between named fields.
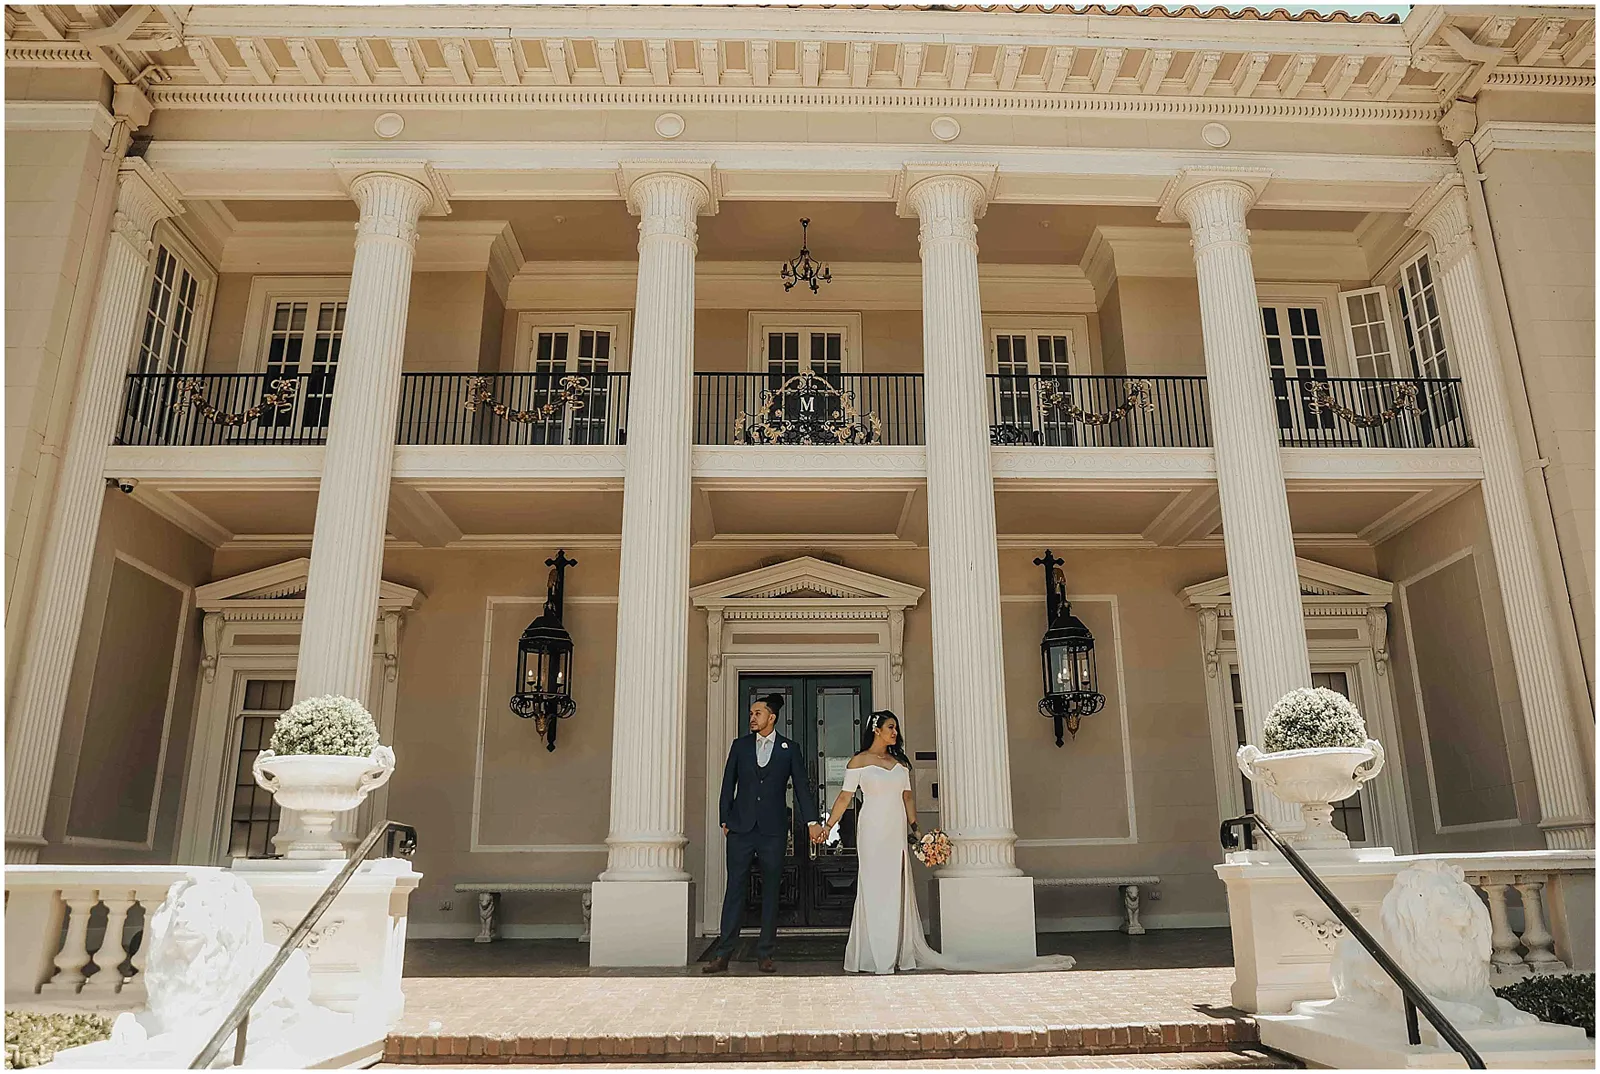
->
xmin=736 ymin=674 xmax=868 ymax=929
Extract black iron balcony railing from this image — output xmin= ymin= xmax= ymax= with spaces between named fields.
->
xmin=397 ymin=372 xmax=629 ymax=446
xmin=1274 ymin=376 xmax=1470 ymax=449
xmin=694 ymin=372 xmax=925 ymax=446
xmin=117 ymin=372 xmax=333 ymax=446
xmin=987 ymin=374 xmax=1211 ymax=448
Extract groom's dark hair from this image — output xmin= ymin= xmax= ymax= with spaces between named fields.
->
xmin=758 ymin=693 xmax=785 ymax=716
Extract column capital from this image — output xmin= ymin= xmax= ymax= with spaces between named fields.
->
xmin=334 ymin=160 xmax=451 ymax=217
xmin=1156 ymin=167 xmax=1272 ymax=227
xmin=618 ymin=162 xmax=719 ymax=218
xmin=1405 ymin=175 xmax=1475 ymax=272
xmin=347 ymin=171 xmax=434 ymax=245
xmin=112 ymin=159 xmax=183 ymax=253
xmin=895 ymin=164 xmax=997 ymax=222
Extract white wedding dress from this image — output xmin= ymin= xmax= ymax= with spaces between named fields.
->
xmin=841 ymin=762 xmax=1076 ymax=975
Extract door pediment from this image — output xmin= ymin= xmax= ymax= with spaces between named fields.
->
xmin=1181 ymin=557 xmax=1392 ymax=613
xmin=690 ymin=555 xmax=924 ymax=611
xmin=196 ymin=558 xmax=422 ymax=617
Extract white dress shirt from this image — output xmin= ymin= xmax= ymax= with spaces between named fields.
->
xmin=755 ymin=729 xmax=776 ymax=768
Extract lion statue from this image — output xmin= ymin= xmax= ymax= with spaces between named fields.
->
xmin=1320 ymin=860 xmax=1536 ymax=1029
xmin=49 ymin=872 xmax=371 ymax=1068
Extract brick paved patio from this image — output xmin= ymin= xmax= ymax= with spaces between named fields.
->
xmin=387 ymin=930 xmax=1259 ymax=1065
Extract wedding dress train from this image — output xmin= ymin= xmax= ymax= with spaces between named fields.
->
xmin=841 ymin=763 xmax=1076 ymax=974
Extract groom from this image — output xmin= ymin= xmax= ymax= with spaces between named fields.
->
xmin=705 ymin=693 xmax=823 ymax=974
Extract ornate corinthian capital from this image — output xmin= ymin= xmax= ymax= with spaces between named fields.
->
xmin=111 ymin=159 xmax=183 ymax=254
xmin=1406 ymin=176 xmax=1475 ymax=272
xmin=626 ymin=171 xmax=713 ymax=245
xmin=901 ymin=173 xmax=989 ymax=247
xmin=350 ymin=172 xmax=433 ymax=246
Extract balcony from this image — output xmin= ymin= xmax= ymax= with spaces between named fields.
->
xmin=987 ymin=375 xmax=1211 ymax=448
xmin=397 ymin=372 xmax=628 ymax=446
xmin=693 ymin=372 xmax=925 ymax=446
xmin=114 ymin=372 xmax=1469 ymax=454
xmin=1273 ymin=376 xmax=1471 ymax=449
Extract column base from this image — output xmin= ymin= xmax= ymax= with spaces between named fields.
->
xmin=588 ymin=880 xmax=694 ymax=967
xmin=935 ymin=875 xmax=1038 ymax=965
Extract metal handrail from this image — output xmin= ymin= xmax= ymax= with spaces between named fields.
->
xmin=1220 ymin=814 xmax=1485 ymax=1068
xmin=190 ymin=820 xmax=419 ymax=1069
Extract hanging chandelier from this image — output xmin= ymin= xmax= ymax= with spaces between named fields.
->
xmin=780 ymin=218 xmax=832 ymax=293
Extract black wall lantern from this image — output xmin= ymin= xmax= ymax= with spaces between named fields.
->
xmin=780 ymin=218 xmax=832 ymax=293
xmin=1035 ymin=550 xmax=1105 ymax=746
xmin=511 ymin=550 xmax=577 ymax=752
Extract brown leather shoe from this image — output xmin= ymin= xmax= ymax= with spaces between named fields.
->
xmin=758 ymin=957 xmax=776 ymax=973
xmin=702 ymin=955 xmax=730 ymax=974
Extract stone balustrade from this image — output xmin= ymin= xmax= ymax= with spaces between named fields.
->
xmin=4 ymin=865 xmax=210 ymax=1009
xmin=1444 ymin=850 xmax=1594 ymax=981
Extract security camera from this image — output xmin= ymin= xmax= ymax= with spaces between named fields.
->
xmin=106 ymin=477 xmax=137 ymax=494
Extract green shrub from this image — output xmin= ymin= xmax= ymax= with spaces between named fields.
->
xmin=1262 ymin=687 xmax=1368 ymax=752
xmin=5 ymin=1011 xmax=113 ymax=1068
xmin=1495 ymin=972 xmax=1596 ymax=1036
xmin=268 ymin=694 xmax=379 ymax=757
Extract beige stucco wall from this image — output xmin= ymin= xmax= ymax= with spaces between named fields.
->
xmin=1105 ymin=278 xmax=1207 ymax=376
xmin=201 ymin=272 xmax=493 ymax=373
xmin=1375 ymin=488 xmax=1547 ymax=852
xmin=4 ymin=121 xmax=114 ymax=700
xmin=1478 ymin=147 xmax=1596 ymax=691
xmin=42 ymin=491 xmax=212 ymax=864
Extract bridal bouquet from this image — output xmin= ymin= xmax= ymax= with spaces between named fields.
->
xmin=910 ymin=828 xmax=952 ymax=867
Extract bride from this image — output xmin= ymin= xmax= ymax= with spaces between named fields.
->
xmin=814 ymin=710 xmax=1076 ymax=975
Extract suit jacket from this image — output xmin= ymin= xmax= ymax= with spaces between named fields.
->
xmin=719 ymin=732 xmax=821 ymax=837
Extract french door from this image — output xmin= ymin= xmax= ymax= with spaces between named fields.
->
xmin=1230 ymin=668 xmax=1372 ymax=845
xmin=734 ymin=673 xmax=871 ymax=929
xmin=260 ymin=299 xmax=345 ymax=440
xmin=992 ymin=330 xmax=1075 ymax=445
xmin=1261 ymin=303 xmax=1342 ymax=444
xmin=521 ymin=325 xmax=619 ymax=445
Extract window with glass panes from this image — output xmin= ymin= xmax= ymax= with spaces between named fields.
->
xmin=229 ymin=679 xmax=294 ymax=859
xmin=528 ymin=325 xmax=616 ymax=445
xmin=1230 ymin=669 xmax=1367 ymax=842
xmin=1395 ymin=253 xmax=1458 ymax=424
xmin=1261 ymin=304 xmax=1332 ymax=433
xmin=263 ymin=299 xmax=346 ymax=431
xmin=127 ymin=244 xmax=207 ymax=435
xmin=993 ymin=332 xmax=1072 ymax=441
xmin=764 ymin=329 xmax=843 ymax=379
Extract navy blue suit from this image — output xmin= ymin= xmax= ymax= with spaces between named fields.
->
xmin=714 ymin=732 xmax=820 ymax=958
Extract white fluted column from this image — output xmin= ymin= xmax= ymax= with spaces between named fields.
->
xmin=904 ymin=171 xmax=1038 ymax=963
xmin=5 ymin=161 xmax=181 ymax=864
xmin=1410 ymin=179 xmax=1594 ymax=850
xmin=294 ymin=173 xmax=431 ymax=702
xmin=1172 ymin=174 xmax=1310 ymax=834
xmin=590 ymin=170 xmax=711 ymax=967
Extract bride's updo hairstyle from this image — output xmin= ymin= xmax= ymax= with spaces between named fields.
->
xmin=862 ymin=710 xmax=912 ymax=770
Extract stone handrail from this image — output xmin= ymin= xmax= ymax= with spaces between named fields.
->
xmin=4 ymin=865 xmax=220 ymax=1009
xmin=1424 ymin=850 xmax=1594 ymax=980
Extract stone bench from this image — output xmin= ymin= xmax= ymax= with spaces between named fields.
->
xmin=1033 ymin=875 xmax=1160 ymax=935
xmin=453 ymin=882 xmax=592 ymax=944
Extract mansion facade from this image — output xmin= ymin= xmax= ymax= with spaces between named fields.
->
xmin=3 ymin=2 xmax=1595 ymax=963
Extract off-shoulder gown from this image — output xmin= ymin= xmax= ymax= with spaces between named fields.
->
xmin=841 ymin=762 xmax=1076 ymax=975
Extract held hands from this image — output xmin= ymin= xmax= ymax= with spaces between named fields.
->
xmin=808 ymin=822 xmax=828 ymax=845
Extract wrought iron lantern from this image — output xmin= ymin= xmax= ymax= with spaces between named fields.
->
xmin=780 ymin=218 xmax=832 ymax=293
xmin=511 ymin=550 xmax=577 ymax=751
xmin=1035 ymin=550 xmax=1105 ymax=746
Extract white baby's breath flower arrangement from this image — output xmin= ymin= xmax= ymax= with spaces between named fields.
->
xmin=268 ymin=694 xmax=381 ymax=757
xmin=1262 ymin=687 xmax=1368 ymax=752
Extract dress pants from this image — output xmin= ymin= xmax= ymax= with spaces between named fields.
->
xmin=717 ymin=828 xmax=784 ymax=958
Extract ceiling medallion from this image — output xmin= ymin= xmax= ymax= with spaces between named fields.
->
xmin=373 ymin=112 xmax=404 ymax=139
xmin=779 ymin=218 xmax=831 ymax=294
xmin=654 ymin=112 xmax=685 ymax=139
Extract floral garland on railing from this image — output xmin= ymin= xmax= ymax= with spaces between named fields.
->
xmin=733 ymin=371 xmax=883 ymax=445
xmin=462 ymin=375 xmax=589 ymax=423
xmin=1036 ymin=378 xmax=1157 ymax=426
xmin=1305 ymin=380 xmax=1420 ymax=428
xmin=170 ymin=378 xmax=298 ymax=426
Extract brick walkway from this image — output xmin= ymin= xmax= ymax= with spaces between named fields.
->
xmin=388 ymin=934 xmax=1255 ymax=1065
xmin=383 ymin=1049 xmax=1292 ymax=1069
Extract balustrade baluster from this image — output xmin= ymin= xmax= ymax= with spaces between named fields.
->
xmin=81 ymin=890 xmax=136 ymax=996
xmin=41 ymin=888 xmax=100 ymax=995
xmin=1476 ymin=879 xmax=1528 ymax=975
xmin=1513 ymin=877 xmax=1565 ymax=972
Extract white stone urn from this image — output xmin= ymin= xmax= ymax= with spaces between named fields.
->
xmin=1235 ymin=741 xmax=1384 ymax=849
xmin=253 ymin=746 xmax=396 ymax=859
